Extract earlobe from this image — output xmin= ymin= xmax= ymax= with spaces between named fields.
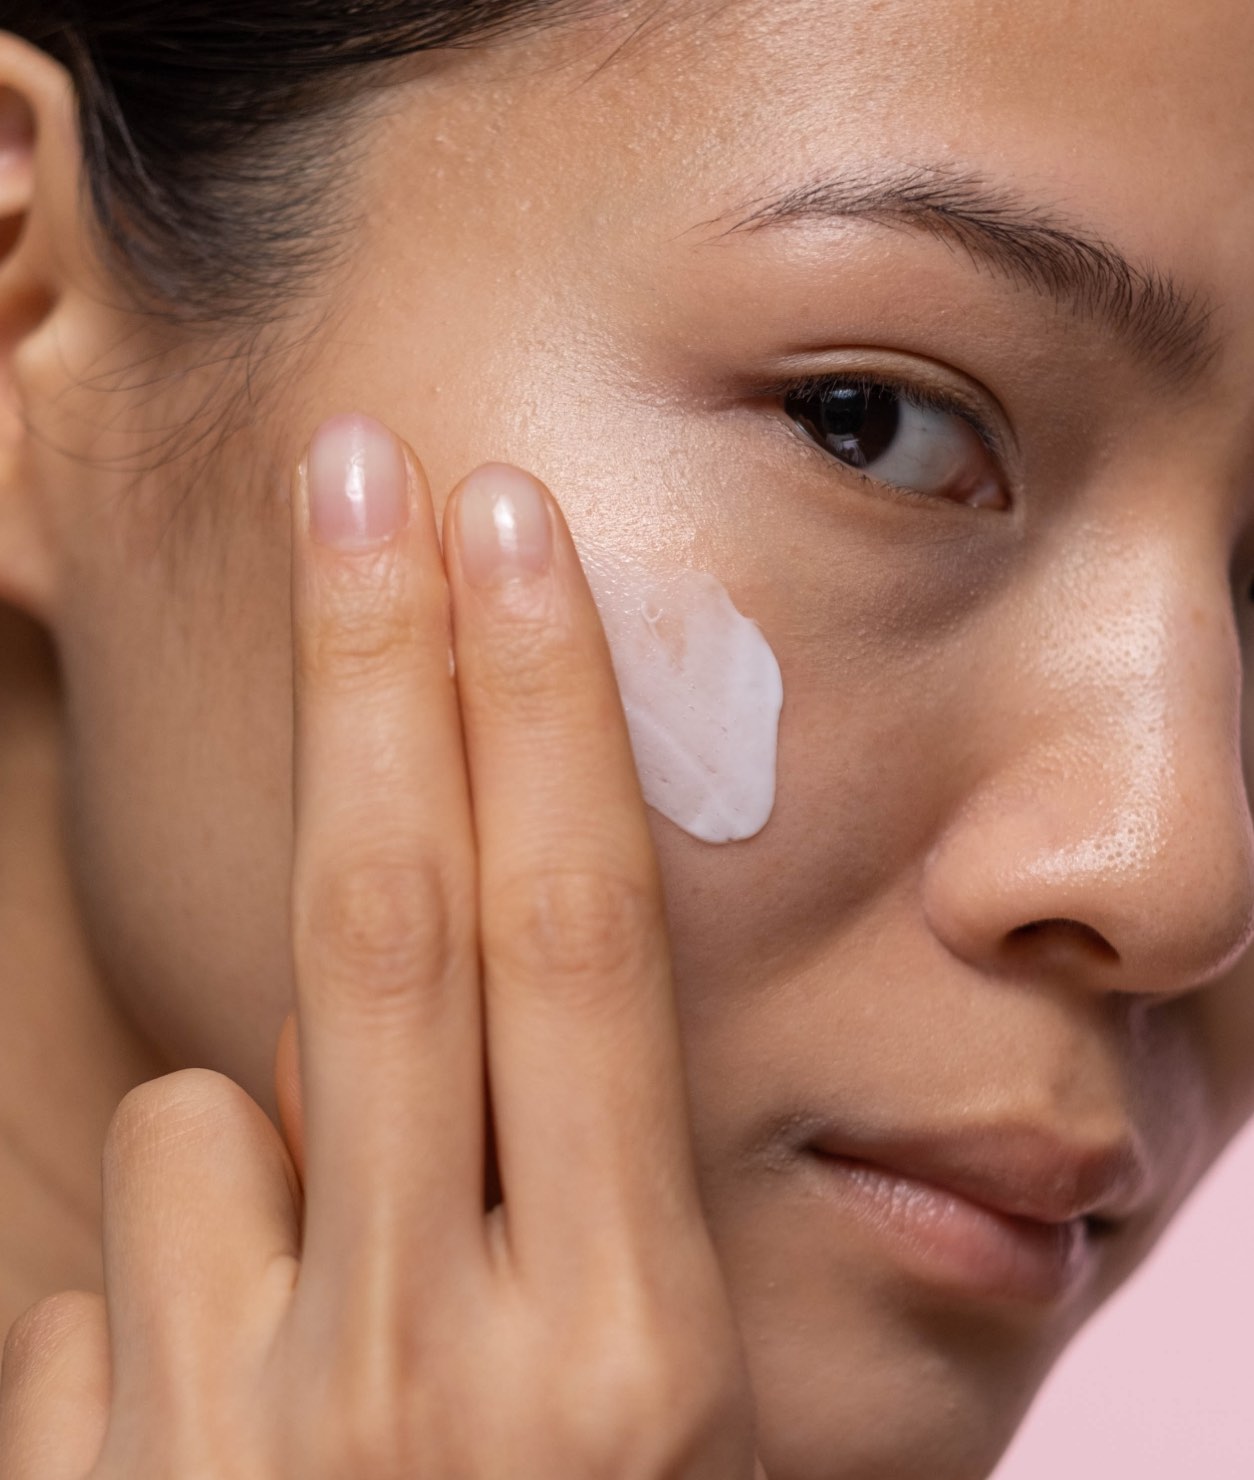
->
xmin=0 ymin=37 xmax=80 ymax=623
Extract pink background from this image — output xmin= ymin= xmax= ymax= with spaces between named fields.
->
xmin=992 ymin=1114 xmax=1254 ymax=1477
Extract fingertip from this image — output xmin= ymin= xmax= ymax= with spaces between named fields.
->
xmin=452 ymin=462 xmax=555 ymax=589
xmin=303 ymin=413 xmax=410 ymax=552
xmin=0 ymin=1291 xmax=109 ymax=1479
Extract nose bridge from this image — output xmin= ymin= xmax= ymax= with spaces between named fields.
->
xmin=929 ymin=532 xmax=1254 ymax=994
xmin=1034 ymin=551 xmax=1187 ymax=883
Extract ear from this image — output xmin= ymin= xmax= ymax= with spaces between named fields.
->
xmin=0 ymin=35 xmax=84 ymax=623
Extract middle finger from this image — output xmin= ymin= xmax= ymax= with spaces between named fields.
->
xmin=445 ymin=463 xmax=700 ymax=1282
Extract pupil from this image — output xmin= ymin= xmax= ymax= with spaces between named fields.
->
xmin=790 ymin=383 xmax=901 ymax=468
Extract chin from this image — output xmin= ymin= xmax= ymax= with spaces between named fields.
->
xmin=708 ymin=1189 xmax=1088 ymax=1480
xmin=743 ymin=1299 xmax=1062 ymax=1480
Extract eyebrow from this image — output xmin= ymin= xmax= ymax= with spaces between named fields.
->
xmin=705 ymin=164 xmax=1220 ymax=385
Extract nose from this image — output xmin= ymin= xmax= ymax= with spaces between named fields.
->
xmin=922 ymin=541 xmax=1254 ymax=996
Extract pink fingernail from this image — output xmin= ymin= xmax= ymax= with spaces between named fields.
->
xmin=306 ymin=414 xmax=409 ymax=550
xmin=456 ymin=463 xmax=553 ymax=587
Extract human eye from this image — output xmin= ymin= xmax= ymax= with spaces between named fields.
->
xmin=777 ymin=373 xmax=1009 ymax=509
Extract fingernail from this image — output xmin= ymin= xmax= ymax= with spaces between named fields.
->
xmin=456 ymin=463 xmax=552 ymax=586
xmin=306 ymin=414 xmax=409 ymax=550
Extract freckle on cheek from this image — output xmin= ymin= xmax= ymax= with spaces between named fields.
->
xmin=579 ymin=546 xmax=784 ymax=845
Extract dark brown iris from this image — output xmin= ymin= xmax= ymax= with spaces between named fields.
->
xmin=785 ymin=382 xmax=901 ymax=468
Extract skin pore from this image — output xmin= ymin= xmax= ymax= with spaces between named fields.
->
xmin=2 ymin=1 xmax=1254 ymax=1476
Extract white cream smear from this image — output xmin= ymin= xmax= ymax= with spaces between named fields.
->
xmin=577 ymin=546 xmax=784 ymax=844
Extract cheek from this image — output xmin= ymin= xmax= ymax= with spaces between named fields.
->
xmin=634 ymin=563 xmax=1015 ymax=1177
xmin=642 ymin=628 xmax=960 ymax=1079
xmin=57 ymin=492 xmax=297 ymax=1113
xmin=644 ymin=587 xmax=985 ymax=995
xmin=579 ymin=545 xmax=784 ymax=845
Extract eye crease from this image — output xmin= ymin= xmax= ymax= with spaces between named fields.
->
xmin=780 ymin=374 xmax=1010 ymax=509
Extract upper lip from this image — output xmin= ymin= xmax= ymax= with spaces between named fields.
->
xmin=807 ymin=1120 xmax=1155 ymax=1227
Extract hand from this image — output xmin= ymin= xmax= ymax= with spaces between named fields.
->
xmin=0 ymin=415 xmax=762 ymax=1478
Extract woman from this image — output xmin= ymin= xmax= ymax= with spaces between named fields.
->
xmin=0 ymin=1 xmax=1251 ymax=1476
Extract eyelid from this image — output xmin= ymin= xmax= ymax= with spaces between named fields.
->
xmin=756 ymin=350 xmax=1021 ymax=465
xmin=772 ymin=371 xmax=1000 ymax=465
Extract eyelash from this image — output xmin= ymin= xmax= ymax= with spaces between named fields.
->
xmin=763 ymin=370 xmax=1005 ymax=486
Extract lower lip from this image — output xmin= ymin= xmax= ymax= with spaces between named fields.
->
xmin=807 ymin=1151 xmax=1094 ymax=1306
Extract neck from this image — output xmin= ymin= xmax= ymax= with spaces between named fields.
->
xmin=0 ymin=606 xmax=164 ymax=1337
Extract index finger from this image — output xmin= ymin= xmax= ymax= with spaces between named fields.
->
xmin=288 ymin=415 xmax=485 ymax=1286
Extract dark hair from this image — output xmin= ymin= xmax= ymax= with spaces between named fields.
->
xmin=3 ymin=2 xmax=588 ymax=324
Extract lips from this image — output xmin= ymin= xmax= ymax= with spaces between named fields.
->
xmin=805 ymin=1119 xmax=1154 ymax=1229
xmin=796 ymin=1118 xmax=1154 ymax=1304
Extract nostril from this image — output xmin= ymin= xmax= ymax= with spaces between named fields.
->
xmin=1007 ymin=917 xmax=1121 ymax=963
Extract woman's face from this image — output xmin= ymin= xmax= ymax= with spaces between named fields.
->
xmin=20 ymin=0 xmax=1254 ymax=1475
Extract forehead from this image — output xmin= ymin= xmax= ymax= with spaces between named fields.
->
xmin=613 ymin=0 xmax=1254 ymax=141
xmin=360 ymin=0 xmax=1254 ymax=416
xmin=442 ymin=0 xmax=1254 ymax=310
xmin=596 ymin=0 xmax=1253 ymax=213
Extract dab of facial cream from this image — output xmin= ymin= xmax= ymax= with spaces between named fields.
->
xmin=577 ymin=545 xmax=783 ymax=844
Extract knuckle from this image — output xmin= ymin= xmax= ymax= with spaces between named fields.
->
xmin=555 ymin=1331 xmax=690 ymax=1470
xmin=570 ymin=1343 xmax=743 ymax=1474
xmin=300 ymin=567 xmax=417 ymax=692
xmin=469 ymin=616 xmax=570 ymax=708
xmin=323 ymin=1417 xmax=409 ymax=1480
xmin=488 ymin=865 xmax=660 ymax=992
xmin=552 ymin=1275 xmax=748 ymax=1470
xmin=2 ymin=1291 xmax=103 ymax=1376
xmin=299 ymin=851 xmax=464 ymax=1011
xmin=314 ymin=1378 xmax=434 ymax=1480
